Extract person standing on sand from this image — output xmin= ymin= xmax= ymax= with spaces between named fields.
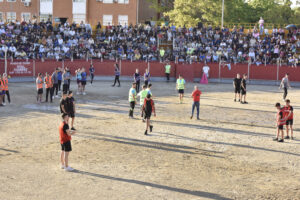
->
xmin=240 ymin=74 xmax=248 ymax=104
xmin=89 ymin=64 xmax=95 ymax=85
xmin=233 ymin=74 xmax=242 ymax=102
xmin=283 ymin=99 xmax=294 ymax=140
xmin=59 ymin=113 xmax=76 ymax=172
xmin=274 ymin=102 xmax=286 ymax=142
xmin=36 ymin=73 xmax=44 ymax=103
xmin=165 ymin=62 xmax=171 ymax=82
xmin=81 ymin=68 xmax=87 ymax=95
xmin=60 ymin=92 xmax=69 ymax=114
xmin=112 ymin=63 xmax=121 ymax=87
xmin=0 ymin=74 xmax=5 ymax=106
xmin=134 ymin=68 xmax=141 ymax=93
xmin=57 ymin=68 xmax=62 ymax=92
xmin=143 ymin=94 xmax=156 ymax=135
xmin=144 ymin=68 xmax=150 ymax=87
xmin=190 ymin=86 xmax=201 ymax=120
xmin=44 ymin=72 xmax=54 ymax=103
xmin=137 ymin=85 xmax=148 ymax=122
xmin=52 ymin=68 xmax=59 ymax=98
xmin=279 ymin=73 xmax=291 ymax=101
xmin=128 ymin=82 xmax=137 ymax=118
xmin=2 ymin=73 xmax=10 ymax=105
xmin=176 ymin=75 xmax=186 ymax=104
xmin=67 ymin=91 xmax=76 ymax=131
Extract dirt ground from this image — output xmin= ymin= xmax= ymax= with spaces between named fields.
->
xmin=0 ymin=80 xmax=300 ymax=200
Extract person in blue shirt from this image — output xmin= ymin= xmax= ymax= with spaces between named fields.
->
xmin=57 ymin=68 xmax=62 ymax=92
xmin=144 ymin=68 xmax=150 ymax=87
xmin=81 ymin=68 xmax=87 ymax=95
xmin=76 ymin=69 xmax=82 ymax=95
xmin=134 ymin=68 xmax=140 ymax=93
xmin=112 ymin=63 xmax=121 ymax=87
xmin=89 ymin=64 xmax=95 ymax=85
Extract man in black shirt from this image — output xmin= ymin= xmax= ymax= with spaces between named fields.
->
xmin=241 ymin=74 xmax=248 ymax=104
xmin=233 ymin=73 xmax=242 ymax=102
xmin=60 ymin=92 xmax=68 ymax=114
xmin=66 ymin=91 xmax=76 ymax=130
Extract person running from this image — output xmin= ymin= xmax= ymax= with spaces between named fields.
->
xmin=240 ymin=74 xmax=248 ymax=104
xmin=143 ymin=94 xmax=156 ymax=135
xmin=165 ymin=62 xmax=171 ymax=82
xmin=2 ymin=73 xmax=10 ymax=105
xmin=233 ymin=74 xmax=242 ymax=102
xmin=60 ymin=92 xmax=69 ymax=114
xmin=176 ymin=75 xmax=186 ymax=104
xmin=0 ymin=75 xmax=5 ymax=106
xmin=36 ymin=73 xmax=44 ymax=103
xmin=137 ymin=85 xmax=148 ymax=121
xmin=190 ymin=86 xmax=202 ymax=120
xmin=57 ymin=68 xmax=62 ymax=92
xmin=128 ymin=82 xmax=137 ymax=118
xmin=112 ymin=63 xmax=121 ymax=87
xmin=44 ymin=72 xmax=54 ymax=103
xmin=134 ymin=68 xmax=141 ymax=93
xmin=52 ymin=68 xmax=59 ymax=98
xmin=63 ymin=69 xmax=70 ymax=93
xmin=67 ymin=91 xmax=76 ymax=130
xmin=144 ymin=68 xmax=150 ymax=86
xmin=274 ymin=102 xmax=286 ymax=142
xmin=59 ymin=113 xmax=76 ymax=172
xmin=284 ymin=99 xmax=294 ymax=139
xmin=76 ymin=68 xmax=82 ymax=95
xmin=89 ymin=64 xmax=95 ymax=85
xmin=279 ymin=73 xmax=291 ymax=100
xmin=81 ymin=68 xmax=87 ymax=95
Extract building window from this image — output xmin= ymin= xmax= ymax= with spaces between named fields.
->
xmin=103 ymin=15 xmax=112 ymax=26
xmin=118 ymin=15 xmax=128 ymax=26
xmin=40 ymin=14 xmax=52 ymax=22
xmin=118 ymin=0 xmax=128 ymax=4
xmin=73 ymin=14 xmax=85 ymax=24
xmin=103 ymin=0 xmax=113 ymax=3
xmin=21 ymin=13 xmax=31 ymax=22
xmin=6 ymin=12 xmax=16 ymax=22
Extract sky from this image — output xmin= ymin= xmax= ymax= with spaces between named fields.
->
xmin=291 ymin=0 xmax=299 ymax=7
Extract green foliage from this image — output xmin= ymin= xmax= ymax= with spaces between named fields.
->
xmin=162 ymin=0 xmax=300 ymax=27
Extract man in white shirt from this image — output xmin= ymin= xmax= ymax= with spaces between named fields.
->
xmin=203 ymin=64 xmax=210 ymax=78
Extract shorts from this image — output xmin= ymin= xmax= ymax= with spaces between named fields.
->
xmin=68 ymin=112 xmax=75 ymax=118
xmin=37 ymin=88 xmax=43 ymax=94
xmin=278 ymin=125 xmax=284 ymax=130
xmin=81 ymin=81 xmax=86 ymax=85
xmin=61 ymin=141 xmax=72 ymax=152
xmin=286 ymin=119 xmax=293 ymax=126
xmin=77 ymin=79 xmax=82 ymax=84
xmin=0 ymin=91 xmax=5 ymax=95
xmin=241 ymin=89 xmax=246 ymax=95
xmin=235 ymin=88 xmax=241 ymax=94
xmin=178 ymin=89 xmax=184 ymax=94
xmin=144 ymin=111 xmax=152 ymax=119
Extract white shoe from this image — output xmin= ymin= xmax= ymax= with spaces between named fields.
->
xmin=64 ymin=166 xmax=74 ymax=172
xmin=2 ymin=103 xmax=6 ymax=106
xmin=52 ymin=96 xmax=54 ymax=100
xmin=61 ymin=165 xmax=65 ymax=169
xmin=76 ymin=92 xmax=80 ymax=95
xmin=83 ymin=92 xmax=86 ymax=95
xmin=55 ymin=95 xmax=59 ymax=98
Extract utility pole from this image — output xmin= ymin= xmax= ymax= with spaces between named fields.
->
xmin=221 ymin=0 xmax=224 ymax=28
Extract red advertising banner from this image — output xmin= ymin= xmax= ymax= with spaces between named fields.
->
xmin=8 ymin=61 xmax=33 ymax=77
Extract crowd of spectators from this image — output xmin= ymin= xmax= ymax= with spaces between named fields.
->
xmin=0 ymin=19 xmax=299 ymax=66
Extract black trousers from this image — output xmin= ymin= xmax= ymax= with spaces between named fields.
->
xmin=46 ymin=87 xmax=54 ymax=102
xmin=58 ymin=80 xmax=62 ymax=91
xmin=129 ymin=101 xmax=135 ymax=117
xmin=91 ymin=73 xmax=94 ymax=84
xmin=63 ymin=84 xmax=69 ymax=93
xmin=113 ymin=75 xmax=120 ymax=86
xmin=166 ymin=73 xmax=170 ymax=81
xmin=136 ymin=80 xmax=140 ymax=93
xmin=144 ymin=80 xmax=149 ymax=87
xmin=283 ymin=87 xmax=288 ymax=100
xmin=53 ymin=83 xmax=59 ymax=95
xmin=3 ymin=90 xmax=10 ymax=103
xmin=67 ymin=80 xmax=71 ymax=91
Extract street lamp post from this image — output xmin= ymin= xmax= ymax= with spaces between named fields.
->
xmin=221 ymin=0 xmax=224 ymax=28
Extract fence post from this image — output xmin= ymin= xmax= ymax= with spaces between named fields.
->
xmin=33 ymin=60 xmax=36 ymax=78
xmin=218 ymin=60 xmax=221 ymax=82
xmin=248 ymin=58 xmax=251 ymax=82
xmin=119 ymin=59 xmax=122 ymax=76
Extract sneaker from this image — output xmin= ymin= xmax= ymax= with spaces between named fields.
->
xmin=52 ymin=96 xmax=54 ymax=100
xmin=71 ymin=127 xmax=76 ymax=131
xmin=278 ymin=139 xmax=284 ymax=142
xmin=150 ymin=125 xmax=153 ymax=132
xmin=61 ymin=165 xmax=65 ymax=169
xmin=291 ymin=137 xmax=294 ymax=140
xmin=284 ymin=136 xmax=290 ymax=139
xmin=234 ymin=99 xmax=236 ymax=102
xmin=273 ymin=138 xmax=278 ymax=141
xmin=197 ymin=117 xmax=200 ymax=120
xmin=244 ymin=101 xmax=248 ymax=104
xmin=76 ymin=92 xmax=80 ymax=95
xmin=238 ymin=99 xmax=240 ymax=102
xmin=55 ymin=95 xmax=59 ymax=98
xmin=190 ymin=116 xmax=193 ymax=119
xmin=240 ymin=101 xmax=244 ymax=104
xmin=111 ymin=85 xmax=115 ymax=87
xmin=142 ymin=119 xmax=145 ymax=123
xmin=2 ymin=102 xmax=6 ymax=106
xmin=118 ymin=85 xmax=121 ymax=87
xmin=64 ymin=166 xmax=74 ymax=172
xmin=144 ymin=130 xmax=148 ymax=135
xmin=83 ymin=92 xmax=86 ymax=95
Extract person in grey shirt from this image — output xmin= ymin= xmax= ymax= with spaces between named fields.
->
xmin=52 ymin=68 xmax=59 ymax=97
xmin=279 ymin=73 xmax=291 ymax=100
xmin=63 ymin=69 xmax=70 ymax=93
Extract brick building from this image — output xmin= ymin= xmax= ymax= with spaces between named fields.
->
xmin=0 ymin=0 xmax=156 ymax=26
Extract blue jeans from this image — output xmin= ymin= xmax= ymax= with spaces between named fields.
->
xmin=192 ymin=101 xmax=200 ymax=118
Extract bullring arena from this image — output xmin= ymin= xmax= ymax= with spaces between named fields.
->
xmin=1 ymin=61 xmax=300 ymax=200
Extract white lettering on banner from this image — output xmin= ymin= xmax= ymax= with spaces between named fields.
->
xmin=8 ymin=62 xmax=32 ymax=75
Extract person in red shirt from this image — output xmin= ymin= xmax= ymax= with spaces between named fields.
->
xmin=59 ymin=113 xmax=76 ymax=171
xmin=143 ymin=94 xmax=156 ymax=135
xmin=284 ymin=99 xmax=294 ymax=140
xmin=190 ymin=86 xmax=202 ymax=120
xmin=274 ymin=103 xmax=287 ymax=142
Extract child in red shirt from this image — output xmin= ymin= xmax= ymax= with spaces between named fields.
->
xmin=190 ymin=86 xmax=202 ymax=120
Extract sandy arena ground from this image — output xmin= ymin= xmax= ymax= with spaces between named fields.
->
xmin=0 ymin=80 xmax=300 ymax=200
